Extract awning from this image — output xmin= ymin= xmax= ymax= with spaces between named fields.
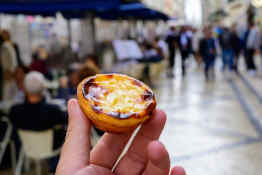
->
xmin=0 ymin=0 xmax=120 ymax=15
xmin=96 ymin=2 xmax=170 ymax=21
xmin=0 ymin=1 xmax=169 ymax=21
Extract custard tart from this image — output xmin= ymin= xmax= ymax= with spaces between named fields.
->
xmin=77 ymin=74 xmax=156 ymax=133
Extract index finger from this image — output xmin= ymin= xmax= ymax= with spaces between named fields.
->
xmin=90 ymin=109 xmax=166 ymax=170
xmin=114 ymin=110 xmax=166 ymax=174
xmin=90 ymin=129 xmax=132 ymax=169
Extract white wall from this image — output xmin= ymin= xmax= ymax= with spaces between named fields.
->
xmin=185 ymin=0 xmax=203 ymax=27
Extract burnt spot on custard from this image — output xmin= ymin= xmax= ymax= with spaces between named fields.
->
xmin=82 ymin=78 xmax=95 ymax=99
xmin=105 ymin=74 xmax=114 ymax=79
xmin=91 ymin=101 xmax=103 ymax=113
xmin=142 ymin=89 xmax=153 ymax=101
xmin=82 ymin=75 xmax=156 ymax=120
xmin=92 ymin=105 xmax=103 ymax=113
xmin=83 ymin=78 xmax=107 ymax=100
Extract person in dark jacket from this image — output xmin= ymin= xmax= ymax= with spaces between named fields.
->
xmin=56 ymin=76 xmax=71 ymax=101
xmin=166 ymin=26 xmax=178 ymax=77
xmin=10 ymin=71 xmax=67 ymax=130
xmin=199 ymin=27 xmax=217 ymax=81
xmin=13 ymin=43 xmax=24 ymax=67
xmin=30 ymin=47 xmax=53 ymax=80
xmin=219 ymin=27 xmax=234 ymax=72
xmin=178 ymin=26 xmax=191 ymax=77
xmin=9 ymin=71 xmax=67 ymax=173
xmin=231 ymin=24 xmax=242 ymax=73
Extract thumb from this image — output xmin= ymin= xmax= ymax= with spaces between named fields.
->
xmin=56 ymin=99 xmax=91 ymax=175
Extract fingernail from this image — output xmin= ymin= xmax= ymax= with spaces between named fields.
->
xmin=69 ymin=99 xmax=77 ymax=113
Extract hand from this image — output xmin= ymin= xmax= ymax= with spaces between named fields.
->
xmin=55 ymin=99 xmax=186 ymax=175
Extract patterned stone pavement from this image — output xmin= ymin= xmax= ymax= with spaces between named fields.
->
xmin=156 ymin=60 xmax=262 ymax=175
xmin=1 ymin=57 xmax=262 ymax=175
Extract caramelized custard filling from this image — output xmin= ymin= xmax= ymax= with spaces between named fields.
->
xmin=82 ymin=74 xmax=155 ymax=119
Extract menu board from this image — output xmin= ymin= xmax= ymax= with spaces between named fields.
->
xmin=113 ymin=40 xmax=143 ymax=60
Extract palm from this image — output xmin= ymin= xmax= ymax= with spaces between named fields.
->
xmin=55 ymin=99 xmax=185 ymax=175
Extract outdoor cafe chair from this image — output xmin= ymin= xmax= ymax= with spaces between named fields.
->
xmin=15 ymin=129 xmax=61 ymax=175
xmin=0 ymin=116 xmax=15 ymax=169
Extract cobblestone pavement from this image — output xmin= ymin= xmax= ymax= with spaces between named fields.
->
xmin=156 ymin=59 xmax=262 ymax=175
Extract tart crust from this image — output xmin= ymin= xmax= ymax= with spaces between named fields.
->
xmin=77 ymin=74 xmax=156 ymax=133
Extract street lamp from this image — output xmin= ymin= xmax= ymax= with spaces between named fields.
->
xmin=251 ymin=0 xmax=262 ymax=8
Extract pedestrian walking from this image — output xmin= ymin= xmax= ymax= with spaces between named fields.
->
xmin=231 ymin=24 xmax=242 ymax=73
xmin=219 ymin=27 xmax=234 ymax=72
xmin=244 ymin=22 xmax=259 ymax=75
xmin=178 ymin=26 xmax=191 ymax=77
xmin=166 ymin=26 xmax=178 ymax=78
xmin=199 ymin=27 xmax=217 ymax=81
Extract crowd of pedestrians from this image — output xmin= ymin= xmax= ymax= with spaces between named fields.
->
xmin=163 ymin=22 xmax=262 ymax=81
